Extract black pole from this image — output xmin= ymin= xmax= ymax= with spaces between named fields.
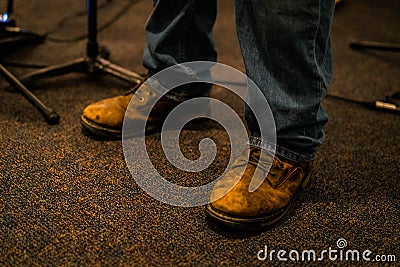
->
xmin=87 ymin=0 xmax=99 ymax=58
xmin=350 ymin=40 xmax=400 ymax=52
xmin=7 ymin=0 xmax=13 ymax=14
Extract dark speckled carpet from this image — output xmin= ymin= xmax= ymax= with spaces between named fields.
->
xmin=0 ymin=0 xmax=399 ymax=266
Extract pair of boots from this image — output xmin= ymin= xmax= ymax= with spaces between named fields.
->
xmin=81 ymin=84 xmax=312 ymax=231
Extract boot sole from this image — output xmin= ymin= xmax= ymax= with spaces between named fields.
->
xmin=80 ymin=115 xmax=123 ymax=140
xmin=80 ymin=115 xmax=210 ymax=140
xmin=206 ymin=203 xmax=288 ymax=231
xmin=80 ymin=115 xmax=165 ymax=140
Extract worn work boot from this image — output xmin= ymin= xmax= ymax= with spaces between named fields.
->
xmin=81 ymin=83 xmax=184 ymax=139
xmin=206 ymin=146 xmax=312 ymax=231
xmin=81 ymin=83 xmax=210 ymax=139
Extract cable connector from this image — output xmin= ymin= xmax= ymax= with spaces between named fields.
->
xmin=375 ymin=101 xmax=400 ymax=112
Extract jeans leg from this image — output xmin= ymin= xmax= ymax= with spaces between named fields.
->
xmin=143 ymin=0 xmax=217 ymax=101
xmin=236 ymin=0 xmax=335 ymax=162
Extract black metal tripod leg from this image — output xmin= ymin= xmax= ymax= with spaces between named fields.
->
xmin=0 ymin=64 xmax=60 ymax=124
xmin=95 ymin=57 xmax=145 ymax=85
xmin=350 ymin=40 xmax=400 ymax=52
xmin=19 ymin=58 xmax=88 ymax=85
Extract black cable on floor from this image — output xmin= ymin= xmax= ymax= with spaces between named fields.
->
xmin=0 ymin=0 xmax=144 ymax=68
xmin=326 ymin=93 xmax=400 ymax=113
xmin=44 ymin=0 xmax=144 ymax=43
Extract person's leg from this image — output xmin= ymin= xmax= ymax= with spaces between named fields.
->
xmin=207 ymin=0 xmax=335 ymax=230
xmin=81 ymin=0 xmax=217 ymax=139
xmin=144 ymin=0 xmax=217 ymax=73
xmin=143 ymin=0 xmax=217 ymax=101
xmin=238 ymin=0 xmax=334 ymax=162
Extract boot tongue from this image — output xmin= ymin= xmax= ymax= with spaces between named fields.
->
xmin=248 ymin=146 xmax=274 ymax=171
xmin=125 ymin=82 xmax=144 ymax=95
xmin=246 ymin=147 xmax=274 ymax=192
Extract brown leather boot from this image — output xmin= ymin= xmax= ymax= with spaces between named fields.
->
xmin=81 ymin=83 xmax=210 ymax=139
xmin=81 ymin=83 xmax=181 ymax=139
xmin=206 ymin=146 xmax=312 ymax=231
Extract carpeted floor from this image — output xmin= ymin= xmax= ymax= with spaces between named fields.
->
xmin=0 ymin=0 xmax=399 ymax=266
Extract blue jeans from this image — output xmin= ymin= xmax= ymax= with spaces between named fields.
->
xmin=143 ymin=0 xmax=335 ymax=163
